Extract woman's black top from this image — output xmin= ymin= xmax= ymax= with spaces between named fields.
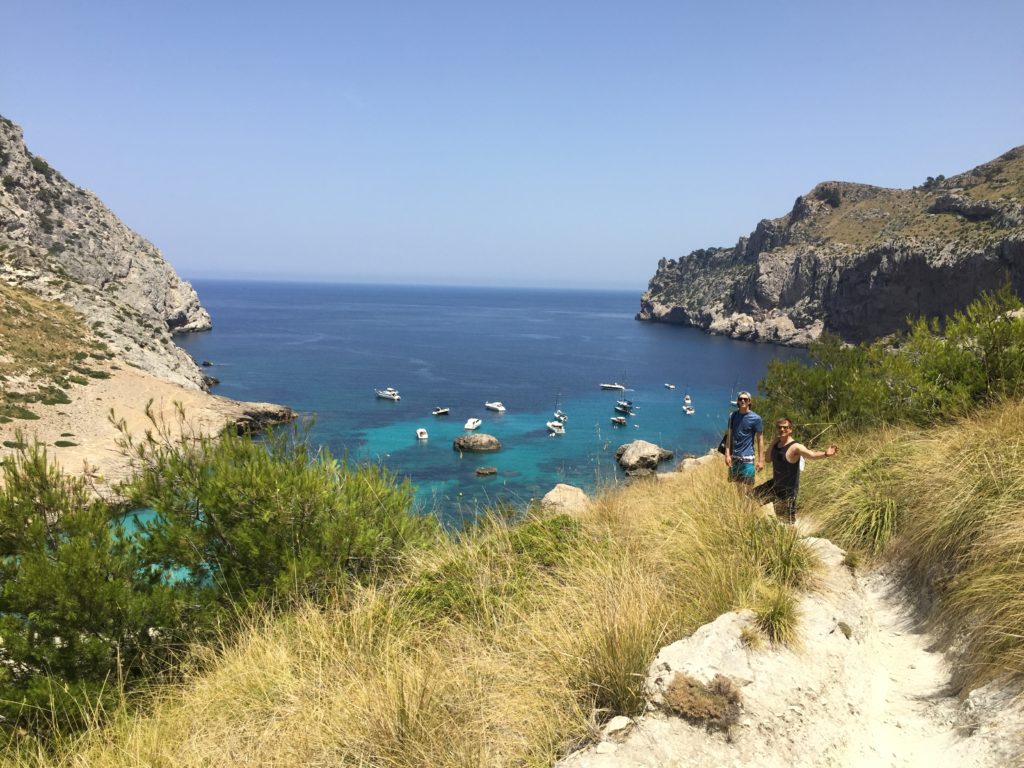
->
xmin=771 ymin=440 xmax=800 ymax=495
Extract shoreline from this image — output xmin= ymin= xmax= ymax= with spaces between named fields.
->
xmin=0 ymin=365 xmax=294 ymax=493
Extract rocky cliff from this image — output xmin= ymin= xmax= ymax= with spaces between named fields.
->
xmin=0 ymin=115 xmax=210 ymax=388
xmin=638 ymin=147 xmax=1024 ymax=345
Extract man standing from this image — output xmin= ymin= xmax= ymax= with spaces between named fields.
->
xmin=724 ymin=391 xmax=763 ymax=487
xmin=757 ymin=417 xmax=839 ymax=524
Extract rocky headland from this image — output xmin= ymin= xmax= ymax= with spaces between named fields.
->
xmin=0 ymin=115 xmax=292 ymax=483
xmin=0 ymin=115 xmax=212 ymax=388
xmin=637 ymin=146 xmax=1024 ymax=345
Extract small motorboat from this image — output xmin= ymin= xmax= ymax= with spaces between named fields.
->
xmin=599 ymin=382 xmax=626 ymax=391
xmin=484 ymin=401 xmax=506 ymax=412
xmin=683 ymin=405 xmax=695 ymax=416
xmin=664 ymin=383 xmax=675 ymax=389
xmin=375 ymin=387 xmax=400 ymax=401
xmin=464 ymin=417 xmax=482 ymax=430
xmin=683 ymin=394 xmax=692 ymax=406
xmin=610 ymin=416 xmax=628 ymax=426
xmin=553 ymin=409 xmax=568 ymax=423
xmin=614 ymin=399 xmax=634 ymax=414
xmin=432 ymin=407 xmax=450 ymax=416
xmin=546 ymin=420 xmax=565 ymax=435
xmin=416 ymin=428 xmax=429 ymax=439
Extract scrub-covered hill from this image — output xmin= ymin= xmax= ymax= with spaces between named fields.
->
xmin=638 ymin=145 xmax=1024 ymax=345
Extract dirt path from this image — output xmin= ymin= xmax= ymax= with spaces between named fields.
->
xmin=845 ymin=573 xmax=978 ymax=767
xmin=557 ymin=533 xmax=1022 ymax=768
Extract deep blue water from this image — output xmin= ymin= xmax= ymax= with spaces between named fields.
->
xmin=176 ymin=281 xmax=803 ymax=519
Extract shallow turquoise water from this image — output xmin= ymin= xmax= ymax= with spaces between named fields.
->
xmin=176 ymin=281 xmax=802 ymax=521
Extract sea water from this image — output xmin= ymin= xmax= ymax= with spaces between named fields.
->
xmin=176 ymin=281 xmax=803 ymax=522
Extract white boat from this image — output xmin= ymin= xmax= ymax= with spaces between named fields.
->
xmin=464 ymin=417 xmax=482 ymax=430
xmin=432 ymin=407 xmax=450 ymax=416
xmin=683 ymin=394 xmax=692 ymax=406
xmin=614 ymin=398 xmax=634 ymax=414
xmin=416 ymin=428 xmax=429 ymax=439
xmin=484 ymin=401 xmax=506 ymax=412
xmin=546 ymin=420 xmax=565 ymax=435
xmin=664 ymin=383 xmax=675 ymax=389
xmin=683 ymin=405 xmax=695 ymax=416
xmin=599 ymin=382 xmax=626 ymax=391
xmin=610 ymin=416 xmax=627 ymax=426
xmin=375 ymin=387 xmax=400 ymax=401
xmin=552 ymin=391 xmax=568 ymax=423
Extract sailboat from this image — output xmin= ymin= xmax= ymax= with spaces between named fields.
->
xmin=553 ymin=392 xmax=568 ymax=423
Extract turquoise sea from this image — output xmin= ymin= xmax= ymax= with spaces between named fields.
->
xmin=176 ymin=281 xmax=803 ymax=521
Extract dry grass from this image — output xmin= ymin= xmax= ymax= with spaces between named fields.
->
xmin=0 ymin=282 xmax=106 ymax=421
xmin=14 ymin=464 xmax=817 ymax=767
xmin=803 ymin=400 xmax=1024 ymax=692
xmin=662 ymin=673 xmax=742 ymax=732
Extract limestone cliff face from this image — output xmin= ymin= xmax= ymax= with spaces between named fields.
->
xmin=0 ymin=116 xmax=210 ymax=388
xmin=638 ymin=147 xmax=1024 ymax=345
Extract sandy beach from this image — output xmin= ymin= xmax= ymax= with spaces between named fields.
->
xmin=0 ymin=365 xmax=292 ymax=492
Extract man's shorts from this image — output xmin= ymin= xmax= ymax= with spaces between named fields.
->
xmin=728 ymin=460 xmax=756 ymax=484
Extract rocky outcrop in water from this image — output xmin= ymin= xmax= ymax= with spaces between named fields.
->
xmin=616 ymin=440 xmax=673 ymax=475
xmin=638 ymin=147 xmax=1024 ymax=345
xmin=454 ymin=434 xmax=502 ymax=452
xmin=0 ymin=115 xmax=211 ymax=388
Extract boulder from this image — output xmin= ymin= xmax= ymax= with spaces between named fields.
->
xmin=475 ymin=466 xmax=498 ymax=476
xmin=677 ymin=451 xmax=720 ymax=472
xmin=541 ymin=483 xmax=589 ymax=514
xmin=615 ymin=440 xmax=673 ymax=473
xmin=453 ymin=434 xmax=502 ymax=453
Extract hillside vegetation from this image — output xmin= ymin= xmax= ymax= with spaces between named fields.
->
xmin=0 ymin=115 xmax=211 ymax=389
xmin=2 ymin=290 xmax=1024 ymax=765
xmin=0 ymin=282 xmax=110 ymax=424
xmin=638 ymin=145 xmax=1024 ymax=345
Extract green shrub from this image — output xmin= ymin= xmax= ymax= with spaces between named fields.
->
xmin=53 ymin=440 xmax=78 ymax=447
xmin=760 ymin=286 xmax=1024 ymax=431
xmin=30 ymin=155 xmax=54 ymax=179
xmin=121 ymin=420 xmax=440 ymax=607
xmin=0 ymin=405 xmax=39 ymax=420
xmin=0 ymin=442 xmax=189 ymax=737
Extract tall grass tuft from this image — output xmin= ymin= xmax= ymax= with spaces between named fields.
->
xmin=752 ymin=584 xmax=800 ymax=646
xmin=804 ymin=400 xmax=1024 ymax=691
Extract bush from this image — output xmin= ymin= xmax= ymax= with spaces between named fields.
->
xmin=0 ymin=422 xmax=439 ymax=743
xmin=815 ymin=185 xmax=841 ymax=207
xmin=0 ymin=442 xmax=188 ymax=737
xmin=760 ymin=286 xmax=1024 ymax=431
xmin=121 ymin=420 xmax=440 ymax=607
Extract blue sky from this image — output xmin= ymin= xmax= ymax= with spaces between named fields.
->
xmin=3 ymin=1 xmax=1022 ymax=290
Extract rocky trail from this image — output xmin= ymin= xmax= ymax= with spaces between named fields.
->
xmin=557 ymin=534 xmax=1023 ymax=768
